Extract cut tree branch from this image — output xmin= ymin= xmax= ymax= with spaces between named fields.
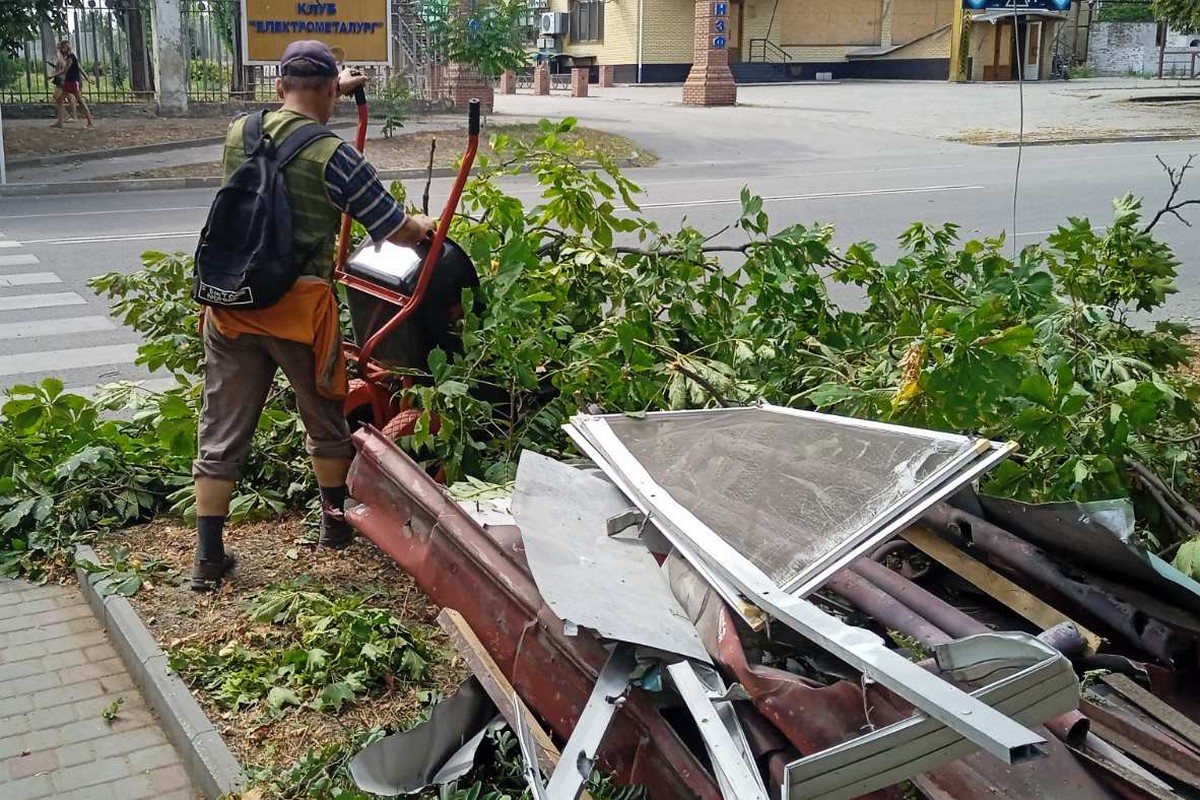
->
xmin=1143 ymin=155 xmax=1200 ymax=234
xmin=671 ymin=361 xmax=732 ymax=407
xmin=422 ymin=138 xmax=437 ymax=216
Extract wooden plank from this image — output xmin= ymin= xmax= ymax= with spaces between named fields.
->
xmin=1101 ymin=674 xmax=1200 ymax=753
xmin=437 ymin=608 xmax=594 ymax=799
xmin=902 ymin=526 xmax=1103 ymax=654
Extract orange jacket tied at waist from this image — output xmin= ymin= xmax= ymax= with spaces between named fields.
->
xmin=204 ymin=278 xmax=347 ymax=401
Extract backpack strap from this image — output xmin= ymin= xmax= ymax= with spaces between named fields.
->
xmin=242 ymin=110 xmax=268 ymax=157
xmin=274 ymin=123 xmax=338 ymax=168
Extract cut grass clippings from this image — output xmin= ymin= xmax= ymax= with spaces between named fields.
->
xmin=109 ymin=123 xmax=656 ymax=180
xmin=112 ymin=517 xmax=467 ymax=773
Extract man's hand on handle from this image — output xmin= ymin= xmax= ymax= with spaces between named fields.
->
xmin=388 ymin=213 xmax=436 ymax=247
xmin=336 ymin=68 xmax=367 ymax=96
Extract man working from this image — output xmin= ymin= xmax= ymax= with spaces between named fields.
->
xmin=191 ymin=41 xmax=435 ymax=591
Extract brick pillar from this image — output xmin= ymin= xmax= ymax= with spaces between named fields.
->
xmin=683 ymin=0 xmax=737 ymax=106
xmin=499 ymin=69 xmax=517 ymax=94
xmin=533 ymin=62 xmax=551 ymax=95
xmin=443 ymin=63 xmax=494 ymax=113
xmin=571 ymin=68 xmax=589 ymax=97
xmin=599 ymin=65 xmax=615 ymax=87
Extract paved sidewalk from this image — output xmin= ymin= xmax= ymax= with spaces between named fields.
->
xmin=0 ymin=578 xmax=202 ymax=800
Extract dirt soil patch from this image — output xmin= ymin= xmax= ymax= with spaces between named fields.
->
xmin=110 ymin=123 xmax=656 ymax=180
xmin=110 ymin=517 xmax=466 ymax=771
xmin=949 ymin=125 xmax=1199 ymax=145
xmin=3 ymin=117 xmax=234 ymax=159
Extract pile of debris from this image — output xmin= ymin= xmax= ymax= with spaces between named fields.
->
xmin=342 ymin=404 xmax=1200 ymax=800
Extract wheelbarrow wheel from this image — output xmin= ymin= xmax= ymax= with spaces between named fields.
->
xmin=379 ymin=409 xmax=448 ymax=484
xmin=344 ymin=379 xmax=375 ymax=431
xmin=380 ymin=407 xmax=423 ymax=440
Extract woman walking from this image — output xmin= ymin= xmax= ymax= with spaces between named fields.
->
xmin=51 ymin=41 xmax=93 ymax=129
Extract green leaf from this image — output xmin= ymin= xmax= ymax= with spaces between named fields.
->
xmin=438 ymin=381 xmax=469 ymax=398
xmin=314 ymin=682 xmax=357 ymax=712
xmin=979 ymin=325 xmax=1036 ymax=356
xmin=0 ymin=498 xmax=37 ymax=532
xmin=1174 ymin=538 xmax=1200 ymax=580
xmin=267 ymin=686 xmax=302 ymax=711
xmin=1018 ymin=375 xmax=1054 ymax=408
xmin=806 ymin=383 xmax=861 ymax=408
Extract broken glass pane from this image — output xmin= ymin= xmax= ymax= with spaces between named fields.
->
xmin=603 ymin=408 xmax=974 ymax=588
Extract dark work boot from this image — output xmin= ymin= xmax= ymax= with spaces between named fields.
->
xmin=319 ymin=506 xmax=355 ymax=549
xmin=191 ymin=552 xmax=237 ymax=592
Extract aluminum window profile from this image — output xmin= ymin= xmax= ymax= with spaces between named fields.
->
xmin=666 ymin=661 xmax=771 ymax=800
xmin=573 ymin=415 xmax=1049 ymax=765
xmin=783 ymin=633 xmax=1079 ymax=800
xmin=563 ymin=422 xmax=765 ymax=629
xmin=569 ymin=408 xmax=1017 ymax=598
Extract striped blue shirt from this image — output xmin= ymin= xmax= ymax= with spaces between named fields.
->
xmin=324 ymin=142 xmax=406 ymax=242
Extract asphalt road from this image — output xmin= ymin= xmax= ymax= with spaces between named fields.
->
xmin=1 ymin=135 xmax=1198 ymax=395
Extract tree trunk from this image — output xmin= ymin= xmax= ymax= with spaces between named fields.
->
xmin=123 ymin=8 xmax=155 ymax=94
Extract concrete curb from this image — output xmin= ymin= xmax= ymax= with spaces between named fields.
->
xmin=0 ymin=168 xmax=456 ymax=196
xmin=74 ymin=544 xmax=246 ymax=800
xmin=9 ymin=121 xmax=360 ymax=168
xmin=0 ymin=159 xmax=639 ymax=197
xmin=973 ymin=132 xmax=1200 ymax=148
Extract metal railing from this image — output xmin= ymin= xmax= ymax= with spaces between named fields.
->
xmin=1 ymin=0 xmax=155 ymax=104
xmin=181 ymin=0 xmax=240 ymax=102
xmin=747 ymin=38 xmax=791 ymax=63
xmin=516 ymin=68 xmax=571 ymax=90
xmin=0 ymin=0 xmax=467 ymax=106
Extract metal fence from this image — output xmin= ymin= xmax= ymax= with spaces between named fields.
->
xmin=1 ymin=0 xmax=486 ymax=107
xmin=1 ymin=0 xmax=155 ymax=104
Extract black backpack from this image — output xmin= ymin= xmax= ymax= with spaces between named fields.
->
xmin=192 ymin=111 xmax=336 ymax=309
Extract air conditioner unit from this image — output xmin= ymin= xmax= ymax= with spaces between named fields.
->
xmin=540 ymin=11 xmax=569 ymax=36
xmin=538 ymin=35 xmax=563 ymax=53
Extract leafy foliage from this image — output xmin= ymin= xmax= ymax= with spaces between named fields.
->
xmin=168 ymin=580 xmax=435 ymax=716
xmin=1100 ymin=1 xmax=1159 ymax=22
xmin=395 ymin=120 xmax=1200 ymax=542
xmin=422 ymin=0 xmax=529 ymax=77
xmin=1153 ymin=0 xmax=1200 ymax=30
xmin=0 ymin=377 xmax=193 ymax=578
xmin=77 ymin=545 xmax=176 ymax=597
xmin=0 ymin=1 xmax=66 ymax=57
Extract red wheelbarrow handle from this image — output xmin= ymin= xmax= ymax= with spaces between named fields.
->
xmin=358 ymin=99 xmax=482 ymax=369
xmin=334 ymin=86 xmax=370 ymax=277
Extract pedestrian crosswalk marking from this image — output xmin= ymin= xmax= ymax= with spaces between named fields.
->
xmin=0 ymin=291 xmax=87 ymax=312
xmin=0 ymin=343 xmax=140 ymax=378
xmin=0 ymin=231 xmax=147 ymax=392
xmin=0 ymin=272 xmax=62 ymax=288
xmin=0 ymin=316 xmax=116 ymax=341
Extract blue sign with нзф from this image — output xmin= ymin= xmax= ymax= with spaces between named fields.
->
xmin=713 ymin=35 xmax=727 ymax=48
xmin=715 ymin=19 xmax=726 ymax=32
xmin=962 ymin=0 xmax=1071 ymax=10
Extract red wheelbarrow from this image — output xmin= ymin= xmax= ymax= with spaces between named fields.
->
xmin=334 ymin=90 xmax=482 ymax=442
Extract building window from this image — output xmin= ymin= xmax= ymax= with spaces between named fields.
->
xmin=520 ymin=0 xmax=548 ymax=45
xmin=570 ymin=0 xmax=604 ymax=43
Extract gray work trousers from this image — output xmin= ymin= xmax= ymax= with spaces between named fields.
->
xmin=193 ymin=322 xmax=352 ymax=481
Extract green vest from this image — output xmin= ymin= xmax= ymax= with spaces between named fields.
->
xmin=222 ymin=109 xmax=344 ymax=280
